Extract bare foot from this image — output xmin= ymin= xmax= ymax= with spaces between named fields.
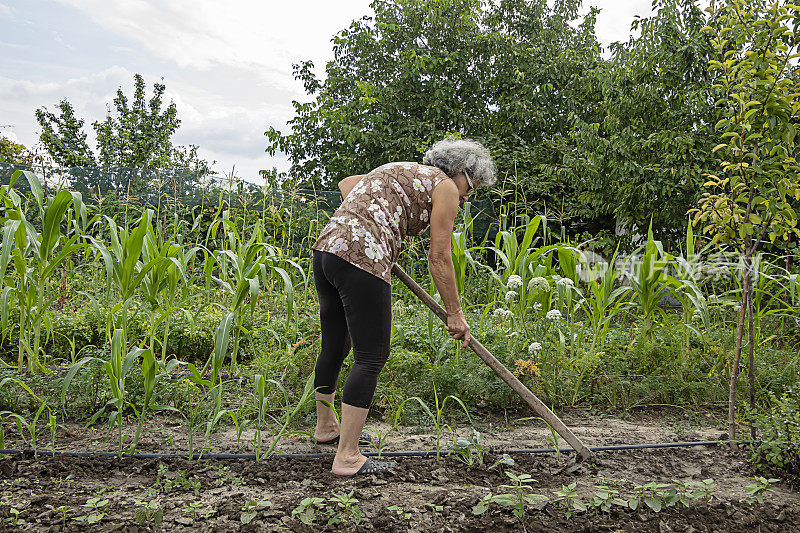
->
xmin=314 ymin=423 xmax=339 ymax=443
xmin=331 ymin=453 xmax=368 ymax=476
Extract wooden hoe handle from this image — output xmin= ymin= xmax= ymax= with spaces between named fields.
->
xmin=392 ymin=264 xmax=593 ymax=462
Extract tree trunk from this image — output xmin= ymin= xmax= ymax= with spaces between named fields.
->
xmin=747 ymin=251 xmax=756 ymax=442
xmin=728 ymin=263 xmax=750 ymax=451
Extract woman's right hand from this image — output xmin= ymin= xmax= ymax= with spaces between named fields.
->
xmin=446 ymin=310 xmax=471 ymax=349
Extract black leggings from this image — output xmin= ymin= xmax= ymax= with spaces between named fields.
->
xmin=313 ymin=250 xmax=391 ymax=409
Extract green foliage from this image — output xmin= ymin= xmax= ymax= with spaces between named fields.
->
xmin=35 ymin=99 xmax=95 ymax=167
xmin=694 ymin=1 xmax=800 ymax=250
xmin=0 ymin=138 xmax=35 ymax=166
xmin=267 ymin=0 xmax=605 ymax=220
xmin=569 ymin=0 xmax=719 ymax=236
xmin=751 ymin=384 xmax=800 ymax=485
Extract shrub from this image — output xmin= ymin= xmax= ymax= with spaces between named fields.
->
xmin=751 ymin=384 xmax=800 ymax=487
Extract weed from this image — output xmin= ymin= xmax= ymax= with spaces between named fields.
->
xmin=153 ymin=464 xmax=201 ymax=494
xmin=208 ymin=464 xmax=245 ymax=486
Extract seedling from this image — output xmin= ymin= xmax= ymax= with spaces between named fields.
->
xmin=209 ymin=464 xmax=245 ymax=486
xmin=552 ymin=482 xmax=586 ymax=517
xmin=54 ymin=505 xmax=71 ymax=527
xmin=473 ymin=472 xmax=548 ymax=518
xmin=386 ymin=505 xmax=411 ymax=520
xmin=135 ymin=500 xmax=163 ymax=527
xmin=425 ymin=502 xmax=444 ymax=513
xmin=241 ymin=500 xmax=272 ymax=524
xmin=744 ymin=476 xmax=780 ymax=504
xmin=5 ymin=507 xmax=25 ymax=526
xmin=327 ymin=491 xmax=362 ymax=526
xmin=183 ymin=501 xmax=213 ymax=521
xmin=73 ymin=497 xmax=109 ymax=524
xmin=292 ymin=497 xmax=325 ymax=525
xmin=587 ymin=485 xmax=628 ymax=514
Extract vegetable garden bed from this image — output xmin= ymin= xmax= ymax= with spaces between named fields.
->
xmin=1 ymin=415 xmax=798 ymax=531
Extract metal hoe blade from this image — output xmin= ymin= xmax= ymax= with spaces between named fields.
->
xmin=392 ymin=264 xmax=593 ymax=462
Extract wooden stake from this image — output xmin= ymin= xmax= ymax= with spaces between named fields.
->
xmin=392 ymin=264 xmax=593 ymax=462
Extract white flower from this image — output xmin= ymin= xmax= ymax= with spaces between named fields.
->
xmin=505 ymin=290 xmax=519 ymax=303
xmin=528 ymin=342 xmax=542 ymax=354
xmin=492 ymin=308 xmax=514 ymax=321
xmin=532 ymin=302 xmax=543 ymax=312
xmin=556 ymin=277 xmax=574 ymax=288
xmin=528 ymin=277 xmax=550 ymax=293
xmin=546 ymin=309 xmax=562 ymax=321
xmin=507 ymin=275 xmax=523 ymax=289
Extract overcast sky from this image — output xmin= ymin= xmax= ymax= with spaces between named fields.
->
xmin=0 ymin=0 xmax=655 ymax=183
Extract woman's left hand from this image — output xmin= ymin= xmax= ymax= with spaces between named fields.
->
xmin=446 ymin=310 xmax=471 ymax=349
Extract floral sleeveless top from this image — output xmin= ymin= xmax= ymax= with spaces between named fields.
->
xmin=313 ymin=162 xmax=449 ymax=283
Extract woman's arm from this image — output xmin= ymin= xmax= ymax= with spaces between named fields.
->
xmin=429 ymin=180 xmax=470 ymax=347
xmin=338 ymin=174 xmax=367 ymax=199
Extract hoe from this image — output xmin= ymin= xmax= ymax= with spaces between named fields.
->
xmin=392 ymin=264 xmax=593 ymax=462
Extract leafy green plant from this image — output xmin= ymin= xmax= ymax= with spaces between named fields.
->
xmin=292 ymin=497 xmax=325 ymax=525
xmin=473 ymin=472 xmax=548 ymax=518
xmin=744 ymin=476 xmax=780 ymax=504
xmin=449 ymin=429 xmax=488 ymax=466
xmin=134 ymin=500 xmax=163 ymax=527
xmin=386 ymin=504 xmax=411 ymax=520
xmin=241 ymin=500 xmax=273 ymax=524
xmin=0 ymin=170 xmax=88 ymax=371
xmin=327 ymin=491 xmax=362 ymax=526
xmin=587 ymin=485 xmax=628 ymax=514
xmin=73 ymin=497 xmax=109 ymax=524
xmin=552 ymin=482 xmax=586 ymax=517
xmin=750 ymin=384 xmax=800 ymax=481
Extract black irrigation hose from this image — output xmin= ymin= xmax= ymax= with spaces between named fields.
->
xmin=0 ymin=440 xmax=750 ymax=460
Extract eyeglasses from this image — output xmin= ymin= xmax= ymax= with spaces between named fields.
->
xmin=464 ymin=169 xmax=474 ymax=191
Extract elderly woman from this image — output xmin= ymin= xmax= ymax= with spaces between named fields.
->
xmin=311 ymin=137 xmax=496 ymax=476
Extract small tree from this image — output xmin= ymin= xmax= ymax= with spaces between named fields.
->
xmin=692 ymin=0 xmax=800 ymax=449
xmin=35 ymin=99 xmax=96 ymax=167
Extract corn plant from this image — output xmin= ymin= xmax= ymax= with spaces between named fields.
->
xmin=488 ymin=214 xmax=547 ymax=290
xmin=61 ymin=329 xmax=155 ymax=457
xmin=578 ymin=245 xmax=631 ymax=355
xmin=0 ymin=170 xmax=88 ymax=371
xmin=625 ymin=222 xmax=673 ymax=339
xmin=210 ymin=218 xmax=299 ymax=367
xmin=252 ymin=372 xmax=317 ymax=459
xmin=140 ymin=227 xmax=199 ymax=362
xmin=90 ymin=211 xmax=157 ymax=344
xmin=395 ymin=385 xmax=471 ymax=460
xmin=0 ymin=377 xmax=57 ymax=455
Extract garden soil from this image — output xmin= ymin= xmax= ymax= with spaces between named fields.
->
xmin=1 ymin=411 xmax=798 ymax=531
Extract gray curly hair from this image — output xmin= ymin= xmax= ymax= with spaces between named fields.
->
xmin=422 ymin=137 xmax=497 ymax=188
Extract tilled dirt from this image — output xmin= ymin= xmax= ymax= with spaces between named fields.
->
xmin=1 ymin=413 xmax=798 ymax=531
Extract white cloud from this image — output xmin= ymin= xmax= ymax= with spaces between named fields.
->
xmin=0 ymin=3 xmax=13 ymax=20
xmin=56 ymin=0 xmax=373 ymax=91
